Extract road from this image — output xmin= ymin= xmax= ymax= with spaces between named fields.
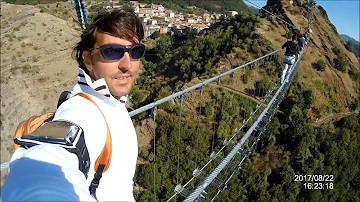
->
xmin=312 ymin=111 xmax=359 ymax=127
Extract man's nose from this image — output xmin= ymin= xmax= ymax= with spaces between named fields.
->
xmin=118 ymin=52 xmax=131 ymax=72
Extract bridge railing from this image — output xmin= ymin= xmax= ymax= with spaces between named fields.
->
xmin=129 ymin=49 xmax=281 ymax=117
xmin=129 ymin=49 xmax=288 ymax=201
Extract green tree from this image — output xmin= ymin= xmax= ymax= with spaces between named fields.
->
xmin=150 ymin=31 xmax=161 ymax=40
xmin=334 ymin=52 xmax=349 ymax=72
xmin=345 ymin=40 xmax=354 ymax=52
xmin=155 ymin=35 xmax=172 ymax=64
xmin=312 ymin=59 xmax=326 ymax=71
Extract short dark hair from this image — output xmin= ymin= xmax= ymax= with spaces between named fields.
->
xmin=292 ymin=34 xmax=298 ymax=41
xmin=72 ymin=8 xmax=144 ymax=74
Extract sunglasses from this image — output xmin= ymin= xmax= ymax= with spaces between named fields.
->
xmin=89 ymin=43 xmax=146 ymax=60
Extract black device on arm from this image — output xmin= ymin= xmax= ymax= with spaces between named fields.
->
xmin=14 ymin=120 xmax=91 ymax=178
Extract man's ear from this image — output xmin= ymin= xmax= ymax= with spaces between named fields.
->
xmin=82 ymin=51 xmax=93 ymax=72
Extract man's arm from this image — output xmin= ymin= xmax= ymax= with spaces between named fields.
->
xmin=1 ymin=145 xmax=96 ymax=201
xmin=53 ymin=95 xmax=107 ymax=165
xmin=282 ymin=41 xmax=288 ymax=49
xmin=1 ymin=95 xmax=107 ymax=201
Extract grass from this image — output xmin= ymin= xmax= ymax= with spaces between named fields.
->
xmin=13 ymin=21 xmax=27 ymax=32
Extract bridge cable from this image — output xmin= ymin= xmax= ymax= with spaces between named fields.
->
xmin=210 ymin=51 xmax=304 ymax=201
xmin=194 ymin=87 xmax=204 ymax=189
xmin=211 ymin=79 xmax=220 ymax=152
xmin=244 ymin=0 xmax=295 ymax=29
xmin=177 ymin=95 xmax=184 ymax=187
xmin=163 ymin=50 xmax=282 ymax=201
xmin=152 ymin=106 xmax=158 ymax=202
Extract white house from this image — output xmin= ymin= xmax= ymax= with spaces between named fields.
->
xmin=187 ymin=18 xmax=195 ymax=24
xmin=150 ymin=19 xmax=157 ymax=25
xmin=227 ymin=11 xmax=238 ymax=17
xmin=134 ymin=5 xmax=139 ymax=13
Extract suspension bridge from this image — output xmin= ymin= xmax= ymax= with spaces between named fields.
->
xmin=1 ymin=0 xmax=317 ymax=201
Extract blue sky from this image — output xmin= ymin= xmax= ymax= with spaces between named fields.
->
xmin=244 ymin=0 xmax=360 ymax=41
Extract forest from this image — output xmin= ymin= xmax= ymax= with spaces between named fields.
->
xmin=131 ymin=7 xmax=360 ymax=202
xmin=131 ymin=11 xmax=275 ymax=112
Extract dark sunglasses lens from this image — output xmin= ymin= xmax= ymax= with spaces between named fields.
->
xmin=130 ymin=45 xmax=145 ymax=59
xmin=101 ymin=45 xmax=124 ymax=60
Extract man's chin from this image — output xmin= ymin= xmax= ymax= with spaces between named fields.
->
xmin=111 ymin=90 xmax=129 ymax=99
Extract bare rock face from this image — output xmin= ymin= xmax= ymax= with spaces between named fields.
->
xmin=0 ymin=2 xmax=80 ymax=184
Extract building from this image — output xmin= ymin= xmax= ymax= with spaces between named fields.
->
xmin=149 ymin=19 xmax=157 ymax=25
xmin=158 ymin=12 xmax=166 ymax=17
xmin=213 ymin=13 xmax=223 ymax=19
xmin=195 ymin=23 xmax=208 ymax=31
xmin=152 ymin=4 xmax=164 ymax=12
xmin=134 ymin=5 xmax=139 ymax=13
xmin=187 ymin=18 xmax=195 ymax=24
xmin=227 ymin=11 xmax=238 ymax=17
xmin=142 ymin=8 xmax=155 ymax=15
xmin=143 ymin=24 xmax=161 ymax=38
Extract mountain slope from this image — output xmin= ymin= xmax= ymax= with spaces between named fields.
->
xmin=0 ymin=1 xmax=80 ymax=183
xmin=256 ymin=0 xmax=359 ymax=120
xmin=342 ymin=34 xmax=360 ymax=56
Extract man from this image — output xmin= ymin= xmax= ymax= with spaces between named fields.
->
xmin=2 ymin=8 xmax=145 ymax=201
xmin=281 ymin=35 xmax=300 ymax=84
xmin=305 ymin=28 xmax=312 ymax=43
xmin=298 ymin=34 xmax=306 ymax=52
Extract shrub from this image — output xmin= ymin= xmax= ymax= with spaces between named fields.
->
xmin=242 ymin=68 xmax=251 ymax=83
xmin=312 ymin=59 xmax=326 ymax=71
xmin=334 ymin=53 xmax=349 ymax=72
xmin=255 ymin=78 xmax=272 ymax=93
xmin=345 ymin=41 xmax=354 ymax=52
xmin=348 ymin=65 xmax=359 ymax=81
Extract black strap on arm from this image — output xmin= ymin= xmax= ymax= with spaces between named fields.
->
xmin=57 ymin=91 xmax=71 ymax=108
xmin=89 ymin=164 xmax=106 ymax=200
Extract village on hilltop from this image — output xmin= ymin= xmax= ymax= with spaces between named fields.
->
xmin=106 ymin=0 xmax=239 ymax=38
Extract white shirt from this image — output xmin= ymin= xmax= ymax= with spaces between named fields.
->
xmin=54 ymin=68 xmax=138 ymax=201
xmin=2 ymin=68 xmax=138 ymax=201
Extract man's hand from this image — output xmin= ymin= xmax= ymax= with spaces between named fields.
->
xmin=2 ymin=145 xmax=96 ymax=201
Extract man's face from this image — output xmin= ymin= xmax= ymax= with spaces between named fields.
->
xmin=83 ymin=31 xmax=141 ymax=99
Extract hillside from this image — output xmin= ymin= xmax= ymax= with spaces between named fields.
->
xmin=0 ymin=1 xmax=80 ymax=182
xmin=342 ymin=34 xmax=360 ymax=56
xmin=257 ymin=0 xmax=359 ymax=120
xmin=0 ymin=0 xmax=359 ymax=200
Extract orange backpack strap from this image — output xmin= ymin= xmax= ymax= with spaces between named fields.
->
xmin=75 ymin=92 xmax=112 ymax=173
xmin=75 ymin=92 xmax=112 ymax=199
xmin=13 ymin=113 xmax=55 ymax=150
